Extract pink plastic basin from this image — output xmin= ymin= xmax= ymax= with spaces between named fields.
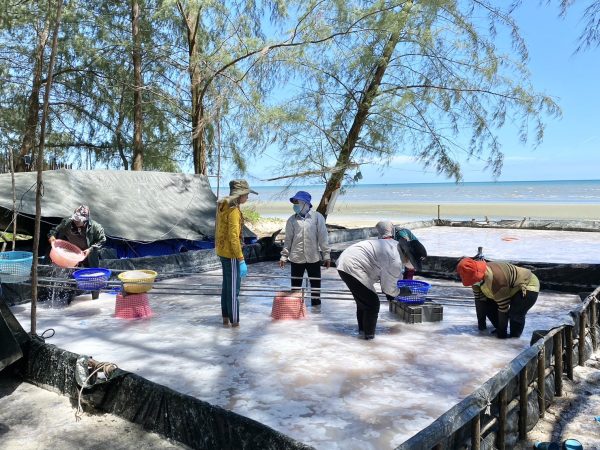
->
xmin=50 ymin=239 xmax=85 ymax=268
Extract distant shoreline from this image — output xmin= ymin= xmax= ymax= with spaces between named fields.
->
xmin=250 ymin=201 xmax=600 ymax=230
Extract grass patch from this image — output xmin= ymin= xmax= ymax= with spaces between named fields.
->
xmin=241 ymin=205 xmax=261 ymax=224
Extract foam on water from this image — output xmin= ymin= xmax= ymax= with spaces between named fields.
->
xmin=11 ymin=258 xmax=582 ymax=449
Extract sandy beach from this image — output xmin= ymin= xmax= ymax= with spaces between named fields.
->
xmin=247 ymin=200 xmax=600 ymax=235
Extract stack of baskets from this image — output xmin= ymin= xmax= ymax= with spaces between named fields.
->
xmin=115 ymin=270 xmax=157 ymax=319
xmin=395 ymin=280 xmax=431 ymax=305
xmin=0 ymin=251 xmax=33 ymax=284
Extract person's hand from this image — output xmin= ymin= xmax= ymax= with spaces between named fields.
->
xmin=48 ymin=236 xmax=56 ymax=245
xmin=324 ymin=259 xmax=331 ymax=269
xmin=279 ymin=260 xmax=286 ymax=269
xmin=239 ymin=260 xmax=248 ymax=278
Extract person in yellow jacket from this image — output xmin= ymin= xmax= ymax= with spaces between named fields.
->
xmin=215 ymin=179 xmax=258 ymax=327
xmin=456 ymin=257 xmax=540 ymax=339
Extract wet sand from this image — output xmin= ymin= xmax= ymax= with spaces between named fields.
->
xmin=248 ymin=201 xmax=600 ymax=234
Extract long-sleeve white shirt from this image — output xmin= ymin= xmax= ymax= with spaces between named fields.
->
xmin=280 ymin=210 xmax=331 ymax=264
xmin=336 ymin=239 xmax=403 ymax=296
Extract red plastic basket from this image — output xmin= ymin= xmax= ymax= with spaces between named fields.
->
xmin=115 ymin=293 xmax=153 ymax=319
xmin=271 ymin=291 xmax=307 ymax=320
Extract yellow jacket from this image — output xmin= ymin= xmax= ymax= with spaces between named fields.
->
xmin=215 ymin=199 xmax=244 ymax=260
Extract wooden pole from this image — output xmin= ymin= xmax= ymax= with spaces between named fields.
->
xmin=591 ymin=299 xmax=598 ymax=351
xmin=537 ymin=347 xmax=546 ymax=418
xmin=471 ymin=413 xmax=480 ymax=450
xmin=30 ymin=0 xmax=63 ymax=336
xmin=579 ymin=311 xmax=586 ymax=366
xmin=518 ymin=366 xmax=528 ymax=440
xmin=497 ymin=388 xmax=507 ymax=450
xmin=9 ymin=149 xmax=17 ymax=250
xmin=554 ymin=330 xmax=563 ymax=397
xmin=437 ymin=204 xmax=440 ymax=220
xmin=566 ymin=326 xmax=574 ymax=380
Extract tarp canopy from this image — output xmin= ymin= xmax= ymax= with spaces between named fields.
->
xmin=0 ymin=169 xmax=219 ymax=241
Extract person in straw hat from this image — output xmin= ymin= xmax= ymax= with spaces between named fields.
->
xmin=456 ymin=257 xmax=540 ymax=338
xmin=215 ymin=179 xmax=258 ymax=327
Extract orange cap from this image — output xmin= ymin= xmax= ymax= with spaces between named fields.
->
xmin=456 ymin=258 xmax=487 ymax=286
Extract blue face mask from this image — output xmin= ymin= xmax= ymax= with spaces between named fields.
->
xmin=293 ymin=204 xmax=302 ymax=214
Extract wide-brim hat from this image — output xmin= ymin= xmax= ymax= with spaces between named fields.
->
xmin=229 ymin=179 xmax=258 ymax=197
xmin=289 ymin=191 xmax=312 ymax=208
xmin=456 ymin=257 xmax=487 ymax=286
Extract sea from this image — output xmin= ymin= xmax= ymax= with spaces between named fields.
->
xmin=248 ymin=179 xmax=600 ymax=204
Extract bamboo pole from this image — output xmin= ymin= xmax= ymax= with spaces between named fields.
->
xmin=518 ymin=366 xmax=528 ymax=441
xmin=554 ymin=330 xmax=563 ymax=397
xmin=537 ymin=347 xmax=546 ymax=418
xmin=30 ymin=0 xmax=63 ymax=336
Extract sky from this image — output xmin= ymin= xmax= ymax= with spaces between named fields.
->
xmin=224 ymin=2 xmax=600 ymax=186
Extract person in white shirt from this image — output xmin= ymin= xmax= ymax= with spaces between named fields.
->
xmin=279 ymin=191 xmax=331 ymax=306
xmin=336 ymin=220 xmax=404 ymax=340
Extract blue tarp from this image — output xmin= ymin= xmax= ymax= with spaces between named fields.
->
xmin=105 ymin=237 xmax=258 ymax=259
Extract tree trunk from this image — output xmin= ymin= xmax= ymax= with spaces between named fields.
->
xmin=178 ymin=2 xmax=207 ymax=175
xmin=131 ymin=0 xmax=143 ymax=170
xmin=316 ymin=31 xmax=400 ymax=218
xmin=31 ymin=0 xmax=63 ymax=336
xmin=15 ymin=19 xmax=51 ymax=172
xmin=115 ymin=87 xmax=129 ymax=170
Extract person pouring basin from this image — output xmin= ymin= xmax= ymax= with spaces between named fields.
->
xmin=456 ymin=257 xmax=540 ymax=339
xmin=48 ymin=205 xmax=106 ymax=268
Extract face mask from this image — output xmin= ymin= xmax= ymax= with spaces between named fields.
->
xmin=293 ymin=204 xmax=302 ymax=214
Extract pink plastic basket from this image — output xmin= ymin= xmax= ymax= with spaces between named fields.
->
xmin=50 ymin=239 xmax=85 ymax=268
xmin=271 ymin=291 xmax=307 ymax=320
xmin=115 ymin=293 xmax=153 ymax=319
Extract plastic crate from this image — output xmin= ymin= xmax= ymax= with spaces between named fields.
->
xmin=0 ymin=251 xmax=33 ymax=283
xmin=389 ymin=300 xmax=443 ymax=324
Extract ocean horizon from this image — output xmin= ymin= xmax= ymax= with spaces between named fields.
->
xmin=217 ymin=179 xmax=600 ymax=205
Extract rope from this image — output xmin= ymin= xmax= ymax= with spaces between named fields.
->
xmin=40 ymin=328 xmax=55 ymax=339
xmin=75 ymin=358 xmax=118 ymax=421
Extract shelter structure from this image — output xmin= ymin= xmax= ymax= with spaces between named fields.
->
xmin=0 ymin=169 xmax=258 ymax=258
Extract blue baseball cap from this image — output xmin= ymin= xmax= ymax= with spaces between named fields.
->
xmin=289 ymin=191 xmax=312 ymax=207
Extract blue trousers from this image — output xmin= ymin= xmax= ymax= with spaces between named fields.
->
xmin=220 ymin=257 xmax=241 ymax=324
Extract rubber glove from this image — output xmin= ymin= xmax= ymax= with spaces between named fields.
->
xmin=239 ymin=260 xmax=248 ymax=278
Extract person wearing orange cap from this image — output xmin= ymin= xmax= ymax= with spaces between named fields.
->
xmin=456 ymin=257 xmax=540 ymax=339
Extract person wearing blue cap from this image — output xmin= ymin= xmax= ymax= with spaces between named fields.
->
xmin=279 ymin=191 xmax=331 ymax=306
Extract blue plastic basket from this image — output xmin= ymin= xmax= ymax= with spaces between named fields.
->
xmin=73 ymin=268 xmax=111 ymax=291
xmin=395 ymin=279 xmax=431 ymax=305
xmin=0 ymin=251 xmax=33 ymax=284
